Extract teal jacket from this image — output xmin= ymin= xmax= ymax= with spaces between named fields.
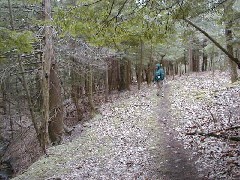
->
xmin=154 ymin=64 xmax=165 ymax=81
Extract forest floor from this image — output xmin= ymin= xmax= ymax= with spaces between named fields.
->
xmin=13 ymin=71 xmax=240 ymax=180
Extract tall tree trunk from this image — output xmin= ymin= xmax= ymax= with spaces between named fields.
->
xmin=0 ymin=83 xmax=7 ymax=115
xmin=175 ymin=63 xmax=178 ymax=75
xmin=119 ymin=60 xmax=125 ymax=91
xmin=192 ymin=48 xmax=200 ymax=72
xmin=70 ymin=59 xmax=83 ymax=121
xmin=87 ymin=65 xmax=95 ymax=118
xmin=48 ymin=63 xmax=64 ymax=145
xmin=202 ymin=53 xmax=208 ymax=71
xmin=126 ymin=59 xmax=131 ymax=90
xmin=108 ymin=61 xmax=113 ymax=92
xmin=41 ymin=0 xmax=67 ymax=148
xmin=209 ymin=52 xmax=214 ymax=71
xmin=35 ymin=54 xmax=43 ymax=111
xmin=105 ymin=64 xmax=109 ymax=102
xmin=224 ymin=1 xmax=238 ymax=82
xmin=137 ymin=40 xmax=144 ymax=90
xmin=124 ymin=60 xmax=128 ymax=90
xmin=147 ymin=43 xmax=153 ymax=85
xmin=183 ymin=50 xmax=187 ymax=74
xmin=41 ymin=0 xmax=52 ymax=152
xmin=188 ymin=38 xmax=193 ymax=72
xmin=172 ymin=64 xmax=175 ymax=80
xmin=117 ymin=60 xmax=121 ymax=91
xmin=178 ymin=63 xmax=181 ymax=76
xmin=202 ymin=40 xmax=208 ymax=71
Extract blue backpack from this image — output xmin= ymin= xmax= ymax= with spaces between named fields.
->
xmin=159 ymin=68 xmax=165 ymax=80
xmin=155 ymin=68 xmax=165 ymax=81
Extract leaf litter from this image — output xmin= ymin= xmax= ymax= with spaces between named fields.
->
xmin=13 ymin=70 xmax=240 ymax=180
xmin=170 ymin=71 xmax=240 ymax=179
xmin=13 ymin=85 xmax=166 ymax=180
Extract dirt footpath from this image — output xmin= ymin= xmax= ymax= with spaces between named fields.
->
xmin=154 ymin=83 xmax=201 ymax=180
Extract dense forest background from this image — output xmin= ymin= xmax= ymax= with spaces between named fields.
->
xmin=0 ymin=0 xmax=239 ymax=178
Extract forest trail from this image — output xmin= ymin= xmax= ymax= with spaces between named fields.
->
xmin=14 ymin=71 xmax=240 ymax=180
xmin=154 ymin=84 xmax=201 ymax=179
xmin=13 ymin=80 xmax=203 ymax=180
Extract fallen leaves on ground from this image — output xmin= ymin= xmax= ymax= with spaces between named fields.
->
xmin=170 ymin=71 xmax=240 ymax=179
xmin=13 ymin=85 xmax=167 ymax=180
xmin=13 ymin=71 xmax=240 ymax=180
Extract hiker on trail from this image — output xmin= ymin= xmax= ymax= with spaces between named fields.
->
xmin=154 ymin=63 xmax=165 ymax=97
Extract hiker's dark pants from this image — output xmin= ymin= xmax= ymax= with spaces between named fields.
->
xmin=156 ymin=80 xmax=164 ymax=95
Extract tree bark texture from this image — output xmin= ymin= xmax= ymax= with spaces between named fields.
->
xmin=188 ymin=38 xmax=194 ymax=72
xmin=224 ymin=1 xmax=238 ymax=82
xmin=126 ymin=59 xmax=131 ymax=91
xmin=87 ymin=65 xmax=95 ymax=118
xmin=70 ymin=60 xmax=83 ymax=121
xmin=137 ymin=40 xmax=144 ymax=90
xmin=190 ymin=47 xmax=200 ymax=72
xmin=0 ymin=83 xmax=7 ymax=115
xmin=202 ymin=53 xmax=208 ymax=71
xmin=41 ymin=0 xmax=52 ymax=152
xmin=48 ymin=64 xmax=64 ymax=145
xmin=119 ymin=58 xmax=130 ymax=91
xmin=202 ymin=39 xmax=208 ymax=71
xmin=35 ymin=54 xmax=43 ymax=111
xmin=108 ymin=59 xmax=120 ymax=91
xmin=105 ymin=64 xmax=109 ymax=102
xmin=119 ymin=60 xmax=126 ymax=91
xmin=147 ymin=44 xmax=154 ymax=85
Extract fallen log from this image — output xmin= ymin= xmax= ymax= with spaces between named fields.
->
xmin=186 ymin=130 xmax=240 ymax=142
